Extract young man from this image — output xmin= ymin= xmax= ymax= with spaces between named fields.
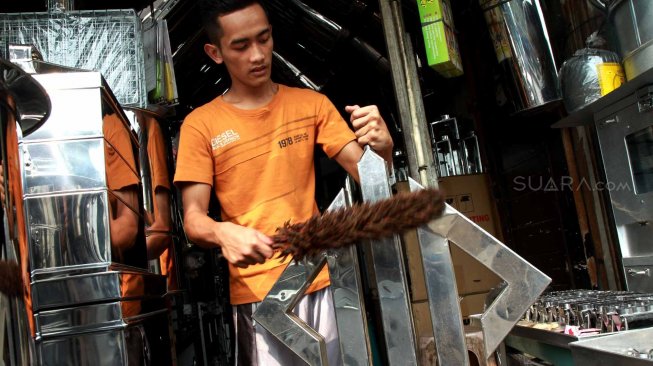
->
xmin=173 ymin=0 xmax=394 ymax=364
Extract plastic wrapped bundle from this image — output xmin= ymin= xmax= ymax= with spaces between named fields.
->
xmin=559 ymin=39 xmax=624 ymax=113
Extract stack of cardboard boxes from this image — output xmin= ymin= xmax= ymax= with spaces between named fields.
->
xmin=417 ymin=0 xmax=464 ymax=78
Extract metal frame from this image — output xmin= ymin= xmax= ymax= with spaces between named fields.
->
xmin=254 ymin=148 xmax=551 ymax=365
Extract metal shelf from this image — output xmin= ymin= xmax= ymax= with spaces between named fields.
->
xmin=552 ymin=67 xmax=653 ymax=128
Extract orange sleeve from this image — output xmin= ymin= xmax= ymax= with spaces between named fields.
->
xmin=315 ymin=95 xmax=356 ymax=158
xmin=173 ymin=115 xmax=214 ymax=186
xmin=103 ymin=113 xmax=139 ymax=190
xmin=145 ymin=116 xmax=171 ymax=192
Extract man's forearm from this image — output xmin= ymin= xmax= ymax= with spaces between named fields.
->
xmin=183 ymin=211 xmax=223 ymax=249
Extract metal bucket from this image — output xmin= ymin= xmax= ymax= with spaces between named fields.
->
xmin=609 ymin=0 xmax=653 ymax=80
xmin=480 ymin=0 xmax=561 ymax=111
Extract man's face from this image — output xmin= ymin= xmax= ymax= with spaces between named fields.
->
xmin=206 ymin=4 xmax=273 ymax=90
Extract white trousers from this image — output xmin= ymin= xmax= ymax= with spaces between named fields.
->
xmin=233 ymin=287 xmax=342 ymax=366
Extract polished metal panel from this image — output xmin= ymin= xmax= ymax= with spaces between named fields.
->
xmin=610 ymin=0 xmax=653 ymax=79
xmin=31 ymin=270 xmax=167 ymax=311
xmin=124 ymin=109 xmax=154 ymax=225
xmin=35 ymin=299 xmax=168 ymax=339
xmin=480 ymin=0 xmax=560 ymax=111
xmin=623 ymin=264 xmax=653 ymax=293
xmin=8 ymin=44 xmax=41 ymax=74
xmin=37 ymin=309 xmax=172 ymax=366
xmin=357 ymin=147 xmax=418 ymax=365
xmin=31 ymin=272 xmax=121 ymax=311
xmin=427 ymin=203 xmax=551 ymax=358
xmin=254 ymin=179 xmax=371 ymax=365
xmin=1 ymin=56 xmax=51 ymax=366
xmin=26 ymin=191 xmax=110 ymax=275
xmin=253 ymin=254 xmax=330 ymax=366
xmin=594 ymin=86 xmax=653 ymax=291
xmin=35 ymin=302 xmax=123 ymax=338
xmin=124 ymin=108 xmax=177 ymax=286
xmin=25 ymin=72 xmax=106 ymax=142
xmin=570 ymin=327 xmax=653 ymax=366
xmin=325 ymin=181 xmax=372 ymax=366
xmin=38 ymin=328 xmax=129 ymax=366
xmin=409 ymin=177 xmax=468 ymax=366
xmin=21 ymin=139 xmax=107 ymax=196
xmin=624 ymin=40 xmax=653 ymax=81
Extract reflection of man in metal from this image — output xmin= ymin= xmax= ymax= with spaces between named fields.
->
xmin=174 ymin=1 xmax=393 ymax=364
xmin=1 ymin=96 xmax=35 ymax=334
xmin=139 ymin=111 xmax=177 ymax=289
xmin=103 ymin=112 xmax=140 ymax=258
xmin=103 ymin=112 xmax=145 ymax=319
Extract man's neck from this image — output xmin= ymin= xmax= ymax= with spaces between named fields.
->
xmin=223 ymin=81 xmax=278 ymax=110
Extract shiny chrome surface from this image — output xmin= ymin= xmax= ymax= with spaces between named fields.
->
xmin=624 ymin=39 xmax=653 ymax=81
xmin=480 ymin=0 xmax=560 ymax=111
xmin=19 ymin=70 xmax=149 ymax=279
xmin=325 ymin=180 xmax=372 ymax=366
xmin=31 ymin=270 xmax=167 ymax=311
xmin=254 ymin=179 xmax=370 ymax=365
xmin=1 ymin=56 xmax=51 ymax=366
xmin=610 ymin=0 xmax=653 ymax=57
xmin=38 ymin=328 xmax=129 ymax=366
xmin=26 ymin=191 xmax=110 ymax=275
xmin=409 ymin=177 xmax=468 ymax=366
xmin=357 ymin=147 xmax=418 ymax=365
xmin=427 ymin=203 xmax=551 ymax=358
xmin=253 ymin=254 xmax=330 ymax=366
xmin=124 ymin=108 xmax=177 ymax=287
xmin=21 ymin=77 xmax=104 ymax=142
xmin=611 ymin=0 xmax=653 ymax=80
xmin=37 ymin=309 xmax=172 ymax=366
xmin=8 ymin=44 xmax=42 ymax=74
xmin=35 ymin=302 xmax=123 ymax=338
xmin=594 ymin=86 xmax=653 ymax=291
xmin=21 ymin=139 xmax=107 ymax=196
xmin=0 ymin=58 xmax=51 ymax=136
xmin=125 ymin=109 xmax=154 ymax=225
xmin=35 ymin=299 xmax=168 ymax=339
xmin=570 ymin=327 xmax=653 ymax=365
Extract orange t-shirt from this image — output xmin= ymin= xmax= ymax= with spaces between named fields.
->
xmin=174 ymin=85 xmax=356 ymax=305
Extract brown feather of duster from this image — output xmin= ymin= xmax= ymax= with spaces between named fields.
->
xmin=0 ymin=260 xmax=23 ymax=297
xmin=272 ymin=188 xmax=444 ymax=260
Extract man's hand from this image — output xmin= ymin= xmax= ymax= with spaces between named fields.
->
xmin=217 ymin=222 xmax=274 ymax=268
xmin=345 ymin=105 xmax=394 ymax=161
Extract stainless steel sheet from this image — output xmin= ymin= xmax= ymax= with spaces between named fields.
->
xmin=427 ymin=202 xmax=551 ymax=358
xmin=26 ymin=190 xmax=111 ymax=276
xmin=409 ymin=178 xmax=468 ymax=365
xmin=357 ymin=147 xmax=418 ymax=365
xmin=31 ymin=270 xmax=166 ymax=311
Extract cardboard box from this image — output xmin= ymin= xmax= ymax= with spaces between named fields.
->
xmin=459 ymin=292 xmax=488 ymax=317
xmin=402 ymin=227 xmax=429 ymax=302
xmin=411 ymin=301 xmax=434 ymax=339
xmin=398 ymin=176 xmax=503 ymax=304
xmin=417 ymin=0 xmax=463 ymax=78
xmin=438 ymin=174 xmax=501 ymax=238
xmin=439 ymin=174 xmax=502 ymax=297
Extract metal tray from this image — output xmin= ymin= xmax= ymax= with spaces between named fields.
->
xmin=570 ymin=327 xmax=653 ymax=365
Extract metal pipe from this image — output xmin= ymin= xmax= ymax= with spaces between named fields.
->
xmin=379 ymin=0 xmax=438 ymax=188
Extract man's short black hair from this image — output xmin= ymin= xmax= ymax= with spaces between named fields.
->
xmin=199 ymin=0 xmax=268 ymax=45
